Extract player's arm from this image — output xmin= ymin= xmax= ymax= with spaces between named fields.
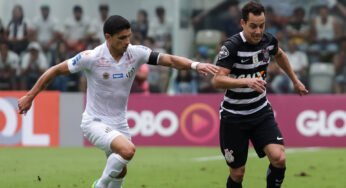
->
xmin=18 ymin=61 xmax=70 ymax=114
xmin=274 ymin=47 xmax=308 ymax=95
xmin=156 ymin=53 xmax=219 ymax=76
xmin=212 ymin=67 xmax=267 ymax=93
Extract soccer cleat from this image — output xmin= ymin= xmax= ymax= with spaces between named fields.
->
xmin=91 ymin=179 xmax=98 ymax=188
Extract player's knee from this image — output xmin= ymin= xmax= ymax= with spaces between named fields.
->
xmin=118 ymin=144 xmax=136 ymax=160
xmin=116 ymin=166 xmax=127 ymax=178
xmin=230 ymin=166 xmax=245 ymax=182
xmin=270 ymin=151 xmax=286 ymax=168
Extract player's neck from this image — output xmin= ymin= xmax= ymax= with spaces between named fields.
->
xmin=111 ymin=51 xmax=123 ymax=62
xmin=107 ymin=44 xmax=123 ymax=62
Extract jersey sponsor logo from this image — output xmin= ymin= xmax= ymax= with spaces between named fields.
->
xmin=235 ymin=71 xmax=265 ymax=79
xmin=103 ymin=72 xmax=110 ymax=80
xmin=218 ymin=46 xmax=229 ymax=60
xmin=276 ymin=136 xmax=284 ymax=140
xmin=72 ymin=53 xmax=82 ymax=65
xmin=296 ymin=110 xmax=346 ymax=137
xmin=224 ymin=149 xmax=234 ymax=163
xmin=112 ymin=73 xmax=124 ymax=79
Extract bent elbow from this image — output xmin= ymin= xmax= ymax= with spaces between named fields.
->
xmin=211 ymin=77 xmax=222 ymax=89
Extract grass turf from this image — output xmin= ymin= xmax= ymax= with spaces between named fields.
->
xmin=1 ymin=147 xmax=345 ymax=188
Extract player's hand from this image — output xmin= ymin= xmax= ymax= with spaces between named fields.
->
xmin=293 ymin=80 xmax=309 ymax=96
xmin=196 ymin=63 xmax=219 ymax=76
xmin=246 ymin=78 xmax=267 ymax=93
xmin=18 ymin=94 xmax=34 ymax=114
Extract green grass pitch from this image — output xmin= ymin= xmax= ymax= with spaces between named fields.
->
xmin=1 ymin=147 xmax=345 ymax=188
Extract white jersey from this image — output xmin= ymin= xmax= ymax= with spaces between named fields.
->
xmin=67 ymin=43 xmax=152 ymax=125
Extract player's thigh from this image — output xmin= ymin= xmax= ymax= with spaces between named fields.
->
xmin=220 ymin=118 xmax=249 ymax=168
xmin=81 ymin=121 xmax=129 ymax=153
xmin=250 ymin=114 xmax=284 ymax=158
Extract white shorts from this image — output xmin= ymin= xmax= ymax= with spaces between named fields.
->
xmin=81 ymin=120 xmax=131 ymax=154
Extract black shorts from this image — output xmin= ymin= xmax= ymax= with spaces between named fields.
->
xmin=219 ymin=104 xmax=284 ymax=168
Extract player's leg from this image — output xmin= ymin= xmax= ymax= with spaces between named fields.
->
xmin=264 ymin=144 xmax=286 ymax=188
xmin=219 ymin=117 xmax=249 ymax=188
xmin=227 ymin=166 xmax=245 ymax=188
xmin=98 ymin=135 xmax=135 ymax=188
xmin=107 ymin=166 xmax=126 ymax=188
xmin=81 ymin=121 xmax=134 ymax=188
xmin=250 ymin=108 xmax=286 ymax=188
xmin=106 ymin=125 xmax=133 ymax=188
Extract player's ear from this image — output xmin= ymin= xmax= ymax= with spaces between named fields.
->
xmin=104 ymin=33 xmax=111 ymax=40
xmin=240 ymin=19 xmax=245 ymax=28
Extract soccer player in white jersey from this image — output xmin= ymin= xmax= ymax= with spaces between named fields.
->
xmin=17 ymin=15 xmax=219 ymax=188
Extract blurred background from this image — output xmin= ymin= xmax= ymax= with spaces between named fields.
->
xmin=0 ymin=0 xmax=345 ymax=151
xmin=1 ymin=1 xmax=346 ymax=187
xmin=0 ymin=0 xmax=345 ymax=94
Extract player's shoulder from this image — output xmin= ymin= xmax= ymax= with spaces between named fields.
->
xmin=127 ymin=44 xmax=151 ymax=52
xmin=126 ymin=44 xmax=152 ymax=58
xmin=82 ymin=43 xmax=106 ymax=58
xmin=223 ymin=33 xmax=243 ymax=49
xmin=262 ymin=32 xmax=277 ymax=43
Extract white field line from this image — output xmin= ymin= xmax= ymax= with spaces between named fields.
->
xmin=193 ymin=147 xmax=321 ymax=162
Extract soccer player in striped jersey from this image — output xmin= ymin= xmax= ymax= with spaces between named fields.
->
xmin=212 ymin=1 xmax=308 ymax=188
xmin=17 ymin=15 xmax=219 ymax=188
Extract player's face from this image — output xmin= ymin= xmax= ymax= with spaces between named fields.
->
xmin=107 ymin=29 xmax=132 ymax=55
xmin=241 ymin=12 xmax=265 ymax=44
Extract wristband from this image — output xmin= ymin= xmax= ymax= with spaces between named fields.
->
xmin=191 ymin=61 xmax=200 ymax=70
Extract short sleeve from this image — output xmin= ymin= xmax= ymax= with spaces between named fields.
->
xmin=67 ymin=51 xmax=93 ymax=73
xmin=131 ymin=45 xmax=152 ymax=65
xmin=216 ymin=41 xmax=236 ymax=70
xmin=269 ymin=35 xmax=279 ymax=56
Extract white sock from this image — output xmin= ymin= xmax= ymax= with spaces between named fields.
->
xmin=96 ymin=154 xmax=128 ymax=188
xmin=107 ymin=178 xmax=124 ymax=188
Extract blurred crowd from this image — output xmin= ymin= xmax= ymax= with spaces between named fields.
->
xmin=0 ymin=1 xmax=345 ymax=94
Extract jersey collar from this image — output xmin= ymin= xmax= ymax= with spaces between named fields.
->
xmin=240 ymin=32 xmax=247 ymax=43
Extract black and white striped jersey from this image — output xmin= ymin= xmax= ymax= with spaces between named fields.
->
xmin=216 ymin=31 xmax=278 ymax=116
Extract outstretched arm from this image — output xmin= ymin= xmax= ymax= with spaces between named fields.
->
xmin=274 ymin=48 xmax=308 ymax=95
xmin=157 ymin=54 xmax=219 ymax=76
xmin=18 ymin=61 xmax=70 ymax=114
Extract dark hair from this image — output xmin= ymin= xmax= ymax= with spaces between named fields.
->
xmin=40 ymin=5 xmax=49 ymax=10
xmin=241 ymin=1 xmax=265 ymax=21
xmin=138 ymin=9 xmax=148 ymax=19
xmin=156 ymin=6 xmax=165 ymax=16
xmin=99 ymin=4 xmax=109 ymax=11
xmin=293 ymin=7 xmax=305 ymax=15
xmin=103 ymin=15 xmax=131 ymax=36
xmin=73 ymin=5 xmax=82 ymax=13
xmin=12 ymin=5 xmax=24 ymax=23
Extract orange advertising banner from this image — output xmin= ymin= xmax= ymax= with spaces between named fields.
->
xmin=0 ymin=91 xmax=59 ymax=147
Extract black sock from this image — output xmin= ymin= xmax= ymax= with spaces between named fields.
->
xmin=266 ymin=164 xmax=286 ymax=188
xmin=227 ymin=176 xmax=242 ymax=188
